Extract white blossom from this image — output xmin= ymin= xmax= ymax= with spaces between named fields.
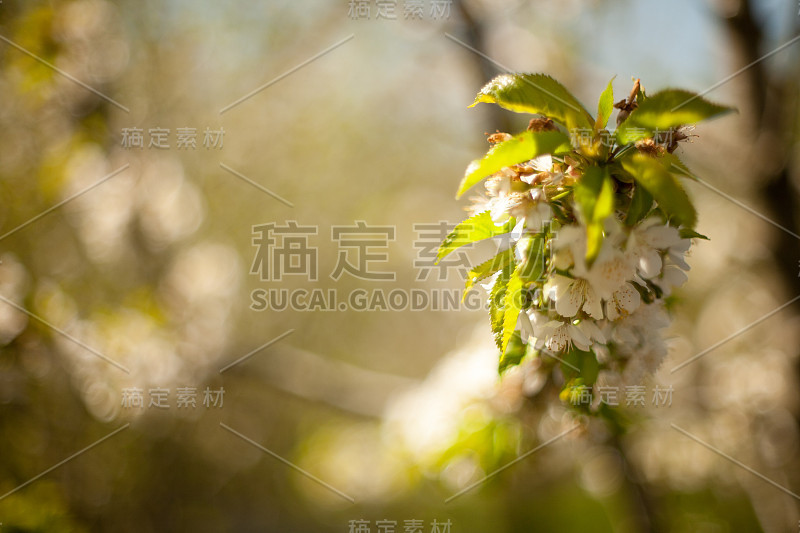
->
xmin=545 ymin=274 xmax=603 ymax=319
xmin=528 ymin=310 xmax=606 ymax=352
xmin=472 ymin=135 xmax=696 ymax=395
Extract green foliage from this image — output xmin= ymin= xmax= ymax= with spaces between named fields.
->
xmin=501 ymin=264 xmax=526 ymax=354
xmin=621 ymin=153 xmax=697 ymax=228
xmin=595 ymin=77 xmax=615 ymax=130
xmin=499 ymin=331 xmax=528 ymax=374
xmin=656 ymin=151 xmax=694 ymax=178
xmin=625 ymin=183 xmax=654 ymax=226
xmin=444 ymin=72 xmax=730 ymax=393
xmin=470 ymin=73 xmax=594 ymax=130
xmin=464 ymin=247 xmax=516 ymax=293
xmin=436 ymin=414 xmax=521 ymax=476
xmin=457 ymin=130 xmax=572 ymax=197
xmin=436 ymin=211 xmax=515 ymax=262
xmin=574 ymin=166 xmax=615 ymax=262
xmin=616 ymin=89 xmax=734 ymax=143
xmin=489 ymin=261 xmax=516 ymax=351
xmin=562 ymin=348 xmax=600 ymax=385
xmin=679 ymin=228 xmax=710 ymax=240
xmin=518 ymin=233 xmax=546 ymax=282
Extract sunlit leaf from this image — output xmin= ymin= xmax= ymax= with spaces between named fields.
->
xmin=501 ymin=264 xmax=526 ymax=354
xmin=464 ymin=247 xmax=515 ymax=293
xmin=457 ymin=130 xmax=572 ymax=198
xmin=621 ymin=153 xmax=697 ymax=228
xmin=490 ymin=261 xmax=515 ymax=350
xmin=657 ymin=151 xmax=694 ymax=179
xmin=437 ymin=211 xmax=515 ymax=262
xmin=518 ymin=233 xmax=546 ymax=282
xmin=616 ymin=89 xmax=735 ymax=144
xmin=575 ymin=166 xmax=615 ymax=222
xmin=595 ymin=77 xmax=615 ymax=130
xmin=498 ymin=331 xmax=526 ymax=374
xmin=574 ymin=166 xmax=615 ymax=262
xmin=470 ymin=73 xmax=594 ymax=130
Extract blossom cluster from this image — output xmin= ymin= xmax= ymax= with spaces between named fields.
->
xmin=474 ymin=151 xmax=691 ymax=388
xmin=439 ymin=73 xmax=731 ymax=413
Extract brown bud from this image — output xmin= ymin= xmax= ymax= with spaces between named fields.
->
xmin=527 ymin=117 xmax=557 ymax=132
xmin=635 ymin=137 xmax=665 ymax=156
xmin=614 ymin=78 xmax=642 ymax=126
xmin=486 ymin=131 xmax=512 ymax=144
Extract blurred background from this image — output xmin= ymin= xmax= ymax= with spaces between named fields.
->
xmin=0 ymin=0 xmax=798 ymax=531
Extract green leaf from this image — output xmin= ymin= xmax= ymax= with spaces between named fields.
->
xmin=470 ymin=73 xmax=594 ymax=130
xmin=464 ymin=247 xmax=516 ymax=293
xmin=575 ymin=166 xmax=615 ymax=223
xmin=657 ymin=152 xmax=695 ymax=180
xmin=595 ymin=77 xmax=615 ymax=130
xmin=617 ymin=89 xmax=735 ymax=144
xmin=518 ymin=233 xmax=545 ymax=282
xmin=621 ymin=153 xmax=697 ymax=228
xmin=501 ymin=264 xmax=526 ymax=354
xmin=584 ymin=223 xmax=604 ymax=264
xmin=679 ymin=228 xmax=709 ymax=240
xmin=574 ymin=166 xmax=615 ymax=262
xmin=489 ymin=261 xmax=515 ymax=350
xmin=579 ymin=350 xmax=600 ymax=386
xmin=457 ymin=130 xmax=572 ymax=198
xmin=437 ymin=211 xmax=514 ymax=262
xmin=625 ymin=183 xmax=653 ymax=226
xmin=560 ymin=348 xmax=599 ymax=385
xmin=498 ymin=331 xmax=526 ymax=374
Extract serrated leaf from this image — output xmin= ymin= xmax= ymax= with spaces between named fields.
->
xmin=470 ymin=73 xmax=594 ymax=130
xmin=518 ymin=233 xmax=546 ymax=282
xmin=595 ymin=77 xmax=615 ymax=130
xmin=621 ymin=153 xmax=697 ymax=228
xmin=498 ymin=331 xmax=526 ymax=374
xmin=625 ymin=183 xmax=653 ymax=227
xmin=657 ymin=152 xmax=695 ymax=180
xmin=501 ymin=264 xmax=526 ymax=354
xmin=616 ymin=89 xmax=735 ymax=144
xmin=464 ymin=247 xmax=516 ymax=294
xmin=489 ymin=261 xmax=515 ymax=350
xmin=437 ymin=211 xmax=514 ymax=262
xmin=574 ymin=166 xmax=615 ymax=262
xmin=457 ymin=130 xmax=572 ymax=198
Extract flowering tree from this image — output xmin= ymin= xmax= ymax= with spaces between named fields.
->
xmin=439 ymin=74 xmax=733 ymax=416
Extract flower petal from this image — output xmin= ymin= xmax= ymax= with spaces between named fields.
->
xmin=545 ymin=325 xmax=569 ymax=352
xmin=567 ymin=323 xmax=591 ymax=351
xmin=616 ymin=282 xmax=642 ymax=314
xmin=637 ymin=249 xmax=663 ymax=279
xmin=582 ymin=284 xmax=604 ymax=319
xmin=554 ymin=279 xmax=584 ymax=318
xmin=605 ymin=300 xmax=620 ymax=321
